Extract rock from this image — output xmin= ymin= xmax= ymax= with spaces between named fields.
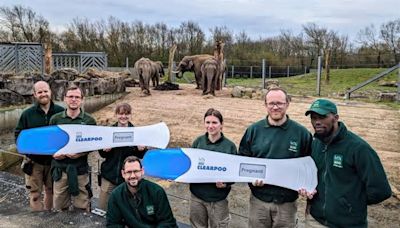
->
xmin=50 ymin=80 xmax=68 ymax=100
xmin=91 ymin=78 xmax=108 ymax=95
xmin=231 ymin=86 xmax=245 ymax=98
xmin=378 ymin=92 xmax=397 ymax=102
xmin=124 ymin=78 xmax=139 ymax=87
xmin=244 ymin=88 xmax=254 ymax=98
xmin=264 ymin=79 xmax=280 ymax=90
xmin=0 ymin=89 xmax=25 ymax=106
xmin=51 ymin=68 xmax=79 ymax=81
xmin=70 ymin=79 xmax=94 ymax=96
xmin=260 ymin=89 xmax=268 ymax=100
xmin=3 ymin=76 xmax=35 ymax=96
xmin=378 ymin=81 xmax=398 ymax=87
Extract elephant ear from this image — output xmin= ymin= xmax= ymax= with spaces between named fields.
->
xmin=200 ymin=63 xmax=205 ymax=75
xmin=188 ymin=60 xmax=194 ymax=69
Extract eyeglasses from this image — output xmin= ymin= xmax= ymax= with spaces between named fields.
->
xmin=65 ymin=95 xmax=82 ymax=100
xmin=266 ymin=102 xmax=287 ymax=108
xmin=124 ymin=169 xmax=142 ymax=176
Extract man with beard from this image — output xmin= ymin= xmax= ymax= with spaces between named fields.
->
xmin=107 ymin=156 xmax=177 ymax=227
xmin=49 ymin=85 xmax=96 ymax=212
xmin=300 ymin=99 xmax=391 ymax=227
xmin=15 ymin=81 xmax=64 ymax=211
xmin=238 ymin=87 xmax=312 ymax=228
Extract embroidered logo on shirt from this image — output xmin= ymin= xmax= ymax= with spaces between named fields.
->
xmin=288 ymin=141 xmax=298 ymax=153
xmin=333 ymin=154 xmax=343 ymax=168
xmin=146 ymin=205 xmax=154 ymax=215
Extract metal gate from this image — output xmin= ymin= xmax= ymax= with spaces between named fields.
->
xmin=0 ymin=42 xmax=43 ymax=74
xmin=52 ymin=52 xmax=108 ymax=73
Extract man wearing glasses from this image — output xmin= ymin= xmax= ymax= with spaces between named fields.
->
xmin=107 ymin=156 xmax=177 ymax=227
xmin=239 ymin=87 xmax=312 ymax=228
xmin=49 ymin=85 xmax=96 ymax=212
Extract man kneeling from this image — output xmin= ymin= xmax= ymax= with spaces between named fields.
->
xmin=107 ymin=156 xmax=177 ymax=227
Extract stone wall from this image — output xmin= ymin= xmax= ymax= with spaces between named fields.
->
xmin=0 ymin=68 xmax=129 ymax=107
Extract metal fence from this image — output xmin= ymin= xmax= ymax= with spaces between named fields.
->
xmin=52 ymin=52 xmax=108 ymax=73
xmin=0 ymin=42 xmax=43 ymax=75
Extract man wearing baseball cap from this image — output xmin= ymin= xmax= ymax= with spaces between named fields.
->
xmin=300 ymin=99 xmax=391 ymax=227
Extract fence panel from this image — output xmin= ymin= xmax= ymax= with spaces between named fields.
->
xmin=0 ymin=43 xmax=43 ymax=74
xmin=53 ymin=52 xmax=107 ymax=73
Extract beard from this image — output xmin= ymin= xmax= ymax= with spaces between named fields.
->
xmin=126 ymin=177 xmax=141 ymax=188
xmin=37 ymin=96 xmax=50 ymax=105
xmin=269 ymin=112 xmax=285 ymax=121
xmin=314 ymin=119 xmax=336 ymax=139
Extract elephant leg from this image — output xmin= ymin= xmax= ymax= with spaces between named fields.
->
xmin=195 ymin=71 xmax=202 ymax=89
xmin=211 ymin=73 xmax=217 ymax=96
xmin=206 ymin=73 xmax=214 ymax=95
xmin=156 ymin=75 xmax=159 ymax=87
xmin=144 ymin=75 xmax=151 ymax=95
xmin=202 ymin=74 xmax=208 ymax=95
xmin=139 ymin=74 xmax=145 ymax=92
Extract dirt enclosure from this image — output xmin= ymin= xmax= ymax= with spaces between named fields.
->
xmin=91 ymin=84 xmax=400 ymax=227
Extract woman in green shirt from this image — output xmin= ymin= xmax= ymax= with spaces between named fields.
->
xmin=190 ymin=108 xmax=237 ymax=228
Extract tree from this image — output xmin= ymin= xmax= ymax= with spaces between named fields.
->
xmin=303 ymin=23 xmax=339 ymax=82
xmin=380 ymin=19 xmax=400 ymax=63
xmin=0 ymin=5 xmax=50 ymax=42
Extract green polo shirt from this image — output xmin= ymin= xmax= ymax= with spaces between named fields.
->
xmin=239 ymin=116 xmax=312 ymax=203
xmin=190 ymin=133 xmax=237 ymax=202
xmin=49 ymin=109 xmax=96 ymax=167
xmin=15 ymin=101 xmax=64 ymax=165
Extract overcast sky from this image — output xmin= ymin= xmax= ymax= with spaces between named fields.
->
xmin=2 ymin=0 xmax=399 ymax=40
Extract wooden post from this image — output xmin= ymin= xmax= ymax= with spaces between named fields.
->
xmin=287 ymin=66 xmax=290 ymax=77
xmin=262 ymin=59 xmax=266 ymax=89
xmin=397 ymin=62 xmax=400 ymax=102
xmin=269 ymin=66 xmax=272 ymax=78
xmin=317 ymin=56 xmax=322 ymax=96
xmin=167 ymin=44 xmax=177 ymax=83
xmin=324 ymin=49 xmax=331 ymax=83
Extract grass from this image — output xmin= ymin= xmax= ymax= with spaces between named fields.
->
xmin=169 ymin=68 xmax=399 ymax=109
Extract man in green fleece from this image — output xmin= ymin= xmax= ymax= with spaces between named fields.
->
xmin=107 ymin=156 xmax=177 ymax=227
xmin=301 ymin=99 xmax=392 ymax=227
xmin=50 ymin=85 xmax=96 ymax=212
xmin=239 ymin=87 xmax=312 ymax=228
xmin=15 ymin=81 xmax=64 ymax=211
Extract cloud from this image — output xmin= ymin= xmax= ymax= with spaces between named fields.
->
xmin=1 ymin=0 xmax=399 ymax=40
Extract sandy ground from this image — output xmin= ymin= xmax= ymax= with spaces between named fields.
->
xmin=88 ymin=84 xmax=400 ymax=227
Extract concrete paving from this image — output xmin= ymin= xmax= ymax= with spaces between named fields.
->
xmin=0 ymin=171 xmax=189 ymax=227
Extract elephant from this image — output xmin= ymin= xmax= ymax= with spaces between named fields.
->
xmin=134 ymin=57 xmax=164 ymax=95
xmin=172 ymin=54 xmax=213 ymax=89
xmin=201 ymin=57 xmax=220 ymax=96
xmin=151 ymin=61 xmax=165 ymax=87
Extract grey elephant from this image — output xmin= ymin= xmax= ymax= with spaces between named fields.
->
xmin=201 ymin=57 xmax=220 ymax=96
xmin=173 ymin=54 xmax=213 ymax=89
xmin=151 ymin=61 xmax=165 ymax=87
xmin=134 ymin=57 xmax=164 ymax=95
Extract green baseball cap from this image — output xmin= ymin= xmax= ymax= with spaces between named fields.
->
xmin=305 ymin=99 xmax=337 ymax=116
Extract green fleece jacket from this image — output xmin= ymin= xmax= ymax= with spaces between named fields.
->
xmin=239 ymin=116 xmax=312 ymax=203
xmin=99 ymin=122 xmax=146 ymax=185
xmin=107 ymin=179 xmax=177 ymax=228
xmin=15 ymin=101 xmax=64 ymax=165
xmin=190 ymin=133 xmax=237 ymax=202
xmin=49 ymin=109 xmax=96 ymax=196
xmin=309 ymin=122 xmax=392 ymax=228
